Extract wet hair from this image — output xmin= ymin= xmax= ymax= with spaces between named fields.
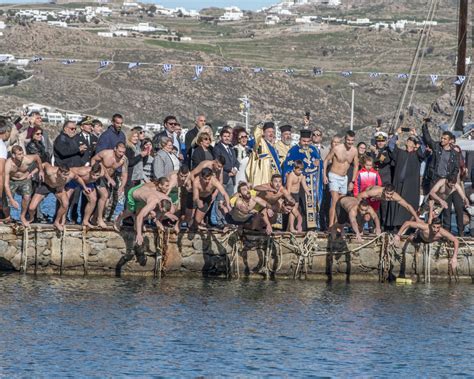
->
xmin=238 ymin=181 xmax=249 ymax=192
xmin=346 ymin=130 xmax=356 ymax=138
xmin=201 ymin=167 xmax=213 ymax=178
xmin=112 ymin=114 xmax=123 ymax=122
xmin=58 ymin=165 xmax=70 ymax=173
xmin=163 ymin=115 xmax=177 ymax=125
xmin=91 ymin=162 xmax=102 ymax=175
xmin=115 ymin=142 xmax=126 ymax=149
xmin=294 ymin=160 xmax=304 ymax=170
xmin=271 ymin=174 xmax=282 ymax=181
xmin=11 ymin=145 xmax=24 ymax=154
xmin=447 ymin=174 xmax=458 ymax=184
xmin=431 ymin=218 xmax=442 ymax=226
xmin=160 ymin=199 xmax=172 ymax=213
xmin=384 ymin=184 xmax=395 ymax=192
xmin=179 ymin=165 xmax=190 ymax=175
xmin=216 ymin=155 xmax=226 ymax=165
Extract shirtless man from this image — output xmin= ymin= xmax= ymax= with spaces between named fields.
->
xmin=91 ymin=142 xmax=128 ymax=228
xmin=28 ymin=164 xmax=73 ymax=230
xmin=357 ymin=184 xmax=420 ymax=222
xmin=226 ymin=182 xmax=274 ymax=235
xmin=254 ymin=174 xmax=295 ymax=208
xmin=330 ymin=197 xmax=381 ymax=242
xmin=394 ymin=218 xmax=459 ymax=270
xmin=323 ymin=130 xmax=359 ymax=226
xmin=192 ymin=168 xmax=231 ymax=230
xmin=4 ymin=146 xmax=44 ymax=226
xmin=65 ymin=163 xmax=104 ymax=228
xmin=285 ymin=160 xmax=311 ymax=232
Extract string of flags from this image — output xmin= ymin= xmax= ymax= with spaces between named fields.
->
xmin=16 ymin=55 xmax=471 ymax=85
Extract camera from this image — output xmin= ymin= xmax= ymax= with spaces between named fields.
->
xmin=305 ymin=111 xmax=311 ymax=118
xmin=401 ymin=127 xmax=411 ymax=132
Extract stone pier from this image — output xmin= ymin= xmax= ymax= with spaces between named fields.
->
xmin=0 ymin=224 xmax=473 ymax=282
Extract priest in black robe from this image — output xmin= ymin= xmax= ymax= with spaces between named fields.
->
xmin=385 ymin=133 xmax=426 ymax=229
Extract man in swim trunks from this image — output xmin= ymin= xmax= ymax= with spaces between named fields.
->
xmin=191 ymin=167 xmax=231 ymax=230
xmin=28 ymin=163 xmax=75 ymax=231
xmin=65 ymin=163 xmax=104 ymax=228
xmin=90 ymin=142 xmax=128 ymax=228
xmin=357 ymin=184 xmax=420 ymax=223
xmin=254 ymin=174 xmax=295 ymax=209
xmin=4 ymin=145 xmax=44 ymax=226
xmin=330 ymin=197 xmax=381 ymax=242
xmin=394 ymin=218 xmax=459 ymax=270
xmin=323 ymin=130 xmax=359 ymax=227
xmin=226 ymin=181 xmax=274 ymax=235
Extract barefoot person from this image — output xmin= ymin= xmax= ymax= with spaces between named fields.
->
xmin=65 ymin=163 xmax=104 ymax=227
xmin=394 ymin=218 xmax=459 ymax=270
xmin=91 ymin=142 xmax=128 ymax=228
xmin=28 ymin=164 xmax=72 ymax=230
xmin=4 ymin=146 xmax=44 ymax=226
xmin=323 ymin=130 xmax=359 ymax=227
xmin=192 ymin=168 xmax=231 ymax=230
xmin=285 ymin=160 xmax=311 ymax=232
xmin=357 ymin=184 xmax=420 ymax=222
xmin=226 ymin=182 xmax=274 ymax=235
xmin=329 ymin=197 xmax=381 ymax=242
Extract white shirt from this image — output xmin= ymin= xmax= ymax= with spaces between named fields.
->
xmin=0 ymin=139 xmax=7 ymax=160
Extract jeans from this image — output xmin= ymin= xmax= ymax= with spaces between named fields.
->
xmin=210 ymin=180 xmax=234 ymax=225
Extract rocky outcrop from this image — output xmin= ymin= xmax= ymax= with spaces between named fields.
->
xmin=0 ymin=225 xmax=472 ymax=282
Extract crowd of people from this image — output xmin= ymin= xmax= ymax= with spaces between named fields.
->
xmin=0 ymin=111 xmax=471 ymax=268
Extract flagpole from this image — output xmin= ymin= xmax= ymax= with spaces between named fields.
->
xmin=454 ymin=0 xmax=468 ymax=131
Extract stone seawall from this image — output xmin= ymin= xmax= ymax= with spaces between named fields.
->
xmin=0 ymin=225 xmax=473 ymax=282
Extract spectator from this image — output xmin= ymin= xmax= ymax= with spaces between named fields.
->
xmin=0 ymin=119 xmax=12 ymax=221
xmin=153 ymin=136 xmax=175 ymax=180
xmin=191 ymin=132 xmax=214 ymax=169
xmin=153 ymin=115 xmax=180 ymax=155
xmin=141 ymin=138 xmax=154 ymax=182
xmin=185 ymin=114 xmax=207 ymax=157
xmin=353 ymin=156 xmax=382 ymax=211
xmin=95 ymin=113 xmax=126 ymax=153
xmin=26 ymin=126 xmax=50 ymax=163
xmin=53 ymin=121 xmax=87 ymax=167
xmin=125 ymin=130 xmax=150 ymax=199
xmin=91 ymin=119 xmax=104 ymax=138
xmin=234 ymin=129 xmax=251 ymax=192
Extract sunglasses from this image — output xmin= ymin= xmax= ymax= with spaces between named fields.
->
xmin=239 ymin=135 xmax=248 ymax=139
xmin=313 ymin=133 xmax=321 ymax=137
xmin=168 ymin=122 xmax=178 ymax=126
xmin=35 ymin=132 xmax=43 ymax=136
xmin=202 ymin=138 xmax=210 ymax=141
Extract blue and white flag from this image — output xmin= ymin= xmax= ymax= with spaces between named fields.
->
xmin=313 ymin=67 xmax=323 ymax=76
xmin=454 ymin=75 xmax=466 ymax=85
xmin=32 ymin=56 xmax=43 ymax=63
xmin=162 ymin=63 xmax=172 ymax=74
xmin=369 ymin=72 xmax=380 ymax=78
xmin=222 ymin=66 xmax=234 ymax=73
xmin=285 ymin=68 xmax=295 ymax=75
xmin=99 ymin=60 xmax=110 ymax=69
xmin=253 ymin=67 xmax=265 ymax=73
xmin=128 ymin=62 xmax=141 ymax=70
xmin=193 ymin=64 xmax=203 ymax=80
xmin=397 ymin=73 xmax=409 ymax=79
xmin=62 ymin=59 xmax=76 ymax=65
xmin=430 ymin=74 xmax=438 ymax=86
xmin=341 ymin=71 xmax=352 ymax=77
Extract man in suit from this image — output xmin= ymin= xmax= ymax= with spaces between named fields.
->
xmin=184 ymin=114 xmax=207 ymax=159
xmin=210 ymin=127 xmax=239 ymax=227
xmin=153 ymin=115 xmax=181 ymax=157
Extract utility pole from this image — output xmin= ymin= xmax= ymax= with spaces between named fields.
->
xmin=349 ymin=82 xmax=358 ymax=131
xmin=239 ymin=95 xmax=250 ymax=132
xmin=454 ymin=0 xmax=468 ymax=131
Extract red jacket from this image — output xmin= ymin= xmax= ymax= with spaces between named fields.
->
xmin=354 ymin=167 xmax=382 ymax=198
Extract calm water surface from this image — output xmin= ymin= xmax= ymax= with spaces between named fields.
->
xmin=0 ymin=274 xmax=472 ymax=377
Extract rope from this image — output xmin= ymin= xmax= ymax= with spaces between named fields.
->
xmin=82 ymin=226 xmax=88 ymax=276
xmin=60 ymin=227 xmax=65 ymax=276
xmin=20 ymin=227 xmax=29 ymax=274
xmin=153 ymin=230 xmax=163 ymax=279
xmin=161 ymin=229 xmax=170 ymax=273
xmin=34 ymin=227 xmax=38 ymax=275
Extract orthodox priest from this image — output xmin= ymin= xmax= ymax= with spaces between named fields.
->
xmin=282 ymin=130 xmax=324 ymax=229
xmin=274 ymin=124 xmax=293 ymax=163
xmin=246 ymin=122 xmax=282 ymax=186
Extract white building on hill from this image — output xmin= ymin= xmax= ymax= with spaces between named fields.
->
xmin=219 ymin=7 xmax=244 ymax=21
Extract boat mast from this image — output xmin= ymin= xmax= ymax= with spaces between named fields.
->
xmin=454 ymin=0 xmax=468 ymax=131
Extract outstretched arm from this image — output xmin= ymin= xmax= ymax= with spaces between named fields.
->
xmin=348 ymin=209 xmax=363 ymax=242
xmin=135 ymin=200 xmax=158 ymax=245
xmin=394 ymin=193 xmax=420 ymax=221
xmin=440 ymin=228 xmax=459 ymax=269
xmin=429 ymin=180 xmax=448 ymax=209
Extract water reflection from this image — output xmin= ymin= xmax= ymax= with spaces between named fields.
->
xmin=0 ymin=274 xmax=472 ymax=376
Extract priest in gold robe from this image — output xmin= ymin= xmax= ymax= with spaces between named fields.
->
xmin=274 ymin=124 xmax=293 ymax=164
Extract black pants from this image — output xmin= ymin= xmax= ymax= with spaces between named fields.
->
xmin=442 ymin=191 xmax=464 ymax=236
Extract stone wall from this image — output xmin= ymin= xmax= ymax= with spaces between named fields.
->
xmin=0 ymin=225 xmax=473 ymax=282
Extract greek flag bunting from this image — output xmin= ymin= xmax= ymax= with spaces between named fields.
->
xmin=454 ymin=75 xmax=466 ymax=85
xmin=32 ymin=56 xmax=43 ymax=63
xmin=313 ymin=67 xmax=323 ymax=76
xmin=62 ymin=59 xmax=76 ymax=65
xmin=193 ymin=64 xmax=203 ymax=80
xmin=222 ymin=66 xmax=234 ymax=72
xmin=128 ymin=62 xmax=141 ymax=70
xmin=397 ymin=73 xmax=409 ymax=79
xmin=341 ymin=71 xmax=352 ymax=77
xmin=430 ymin=74 xmax=438 ymax=86
xmin=253 ymin=67 xmax=265 ymax=73
xmin=369 ymin=72 xmax=380 ymax=78
xmin=285 ymin=68 xmax=295 ymax=75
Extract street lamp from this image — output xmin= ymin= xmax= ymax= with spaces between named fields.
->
xmin=349 ymin=82 xmax=359 ymax=131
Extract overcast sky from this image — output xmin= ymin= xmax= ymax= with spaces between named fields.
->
xmin=0 ymin=0 xmax=278 ymax=11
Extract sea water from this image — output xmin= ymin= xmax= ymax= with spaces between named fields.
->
xmin=0 ymin=275 xmax=472 ymax=376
